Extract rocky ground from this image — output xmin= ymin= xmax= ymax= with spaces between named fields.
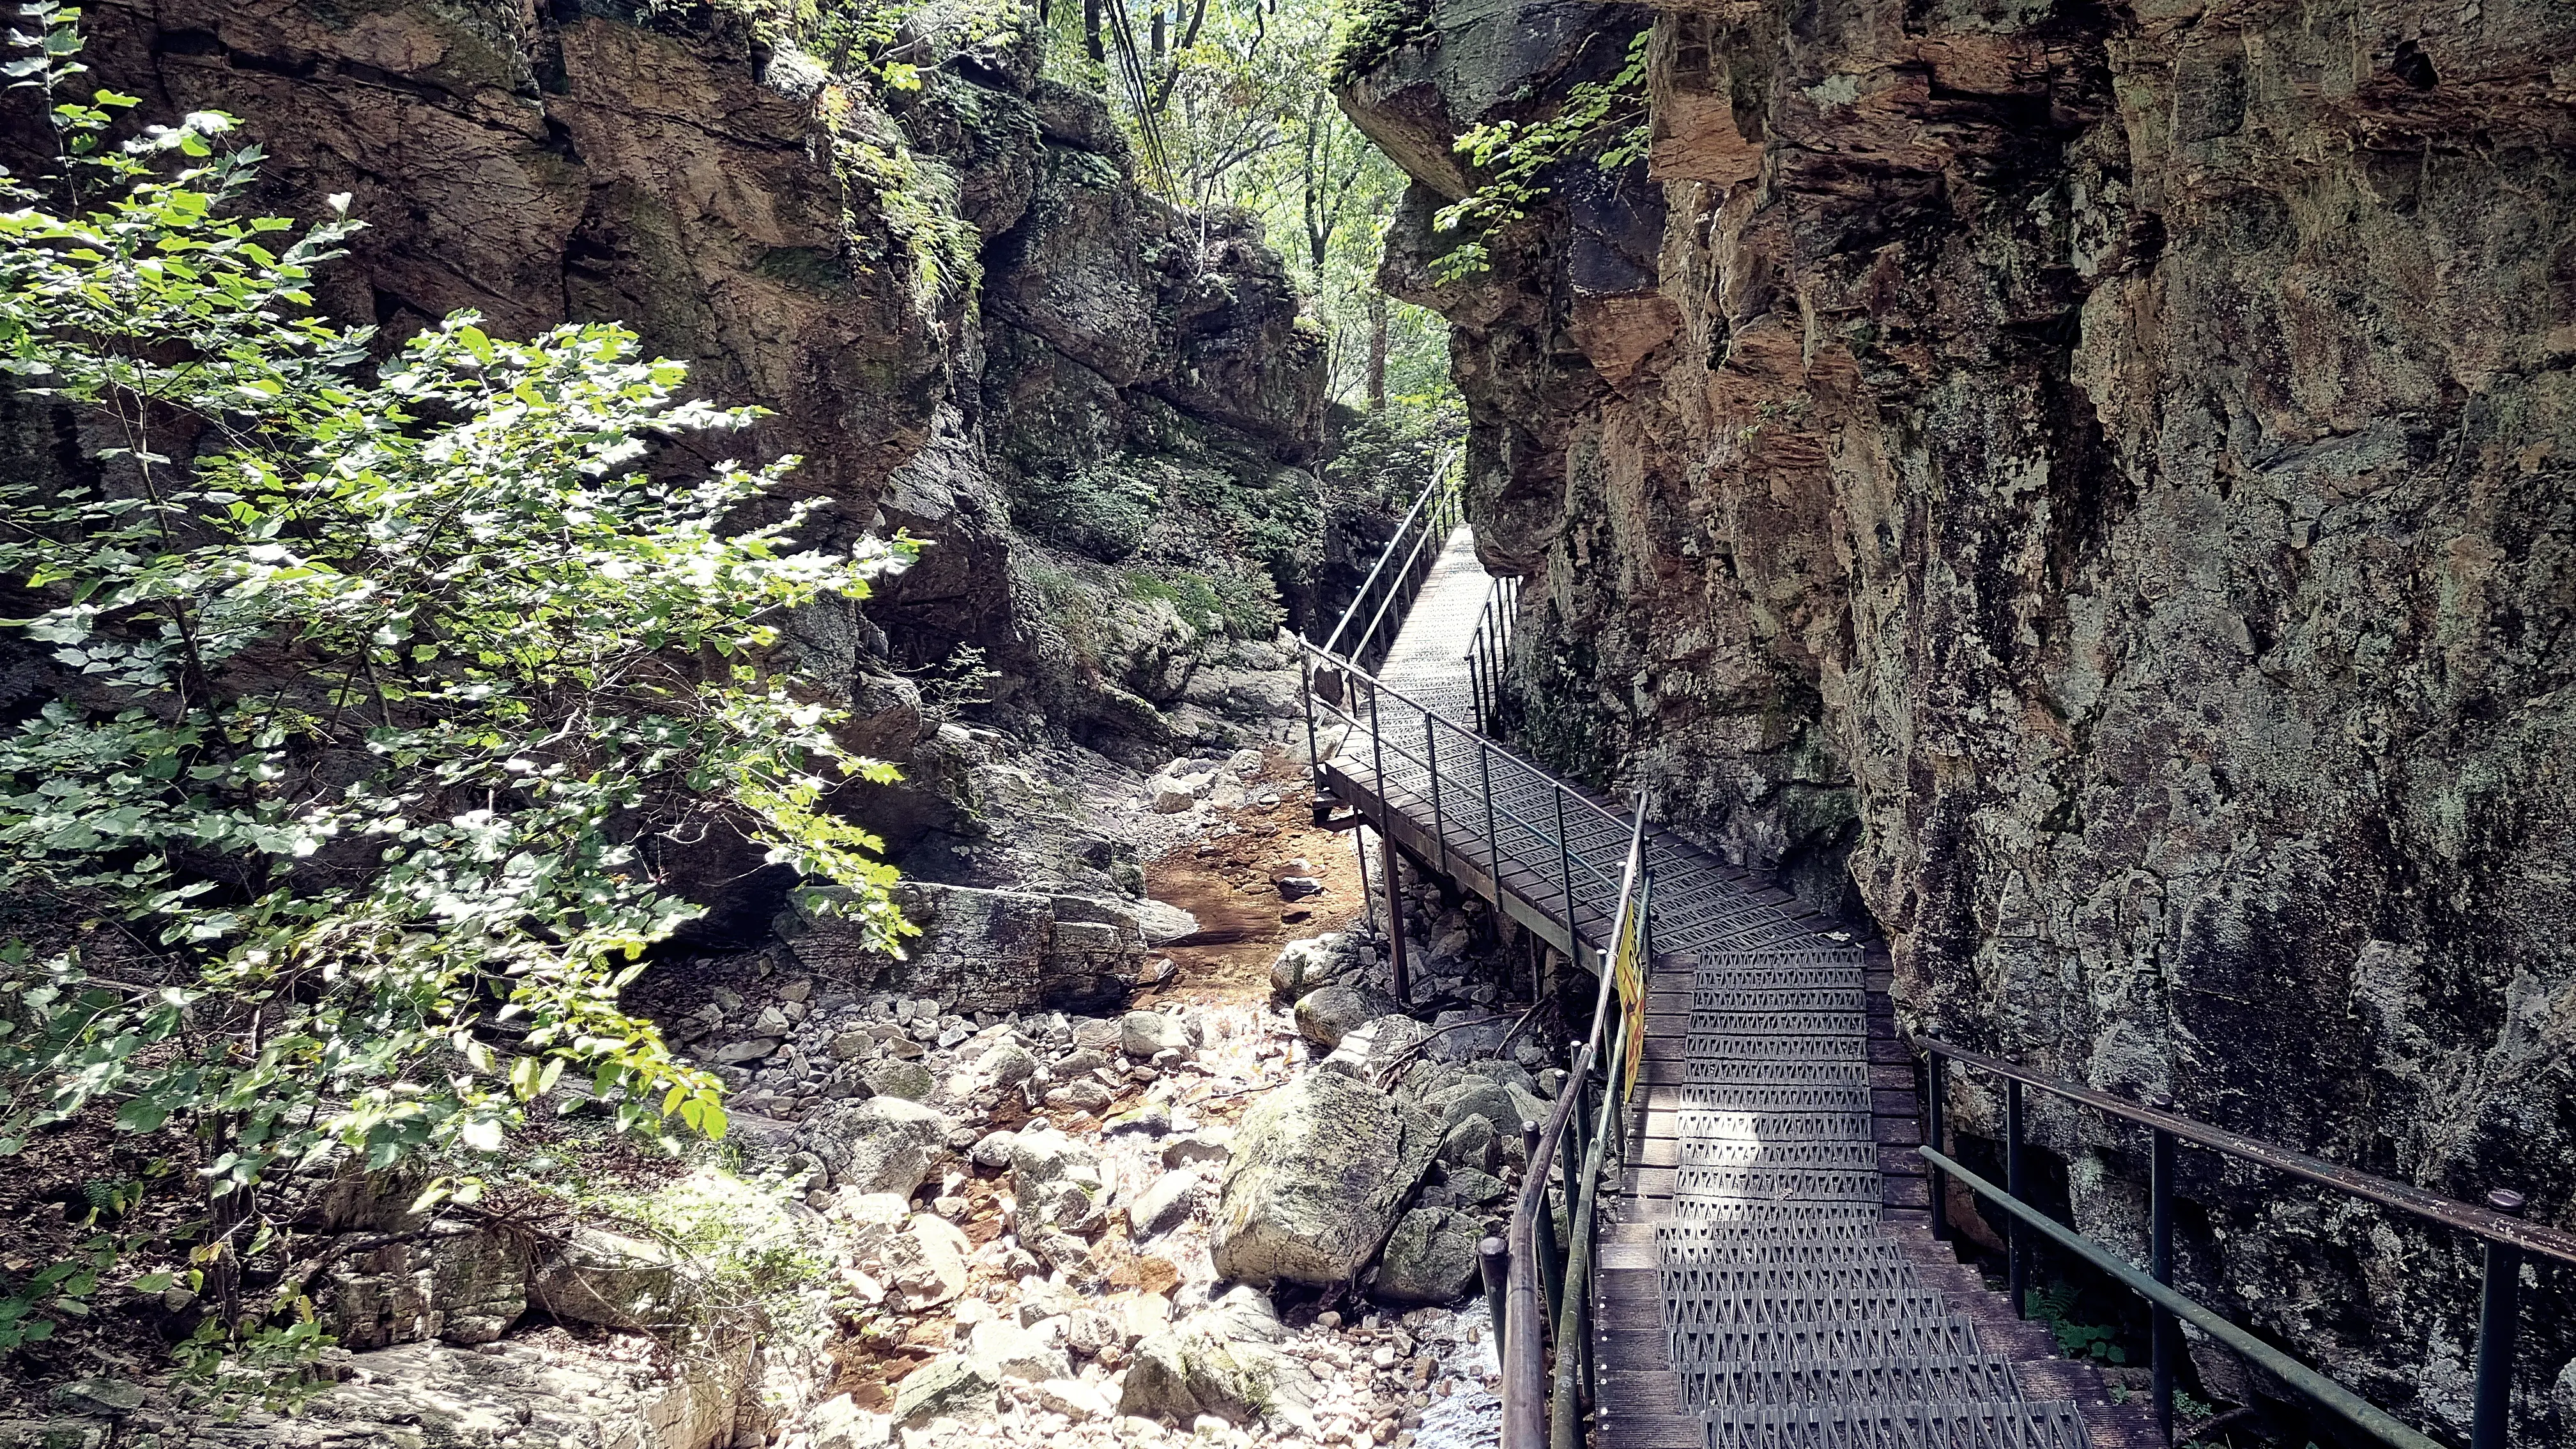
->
xmin=4 ymin=748 xmax=1567 ymax=1449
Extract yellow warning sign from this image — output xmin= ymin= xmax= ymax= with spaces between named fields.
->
xmin=1613 ymin=877 xmax=1648 ymax=1102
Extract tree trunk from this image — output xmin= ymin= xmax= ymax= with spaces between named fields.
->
xmin=1366 ymin=290 xmax=1388 ymax=411
xmin=1085 ymin=0 xmax=1105 ymax=64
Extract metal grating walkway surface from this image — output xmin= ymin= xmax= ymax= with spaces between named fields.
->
xmin=1315 ymin=527 xmax=2098 ymax=1449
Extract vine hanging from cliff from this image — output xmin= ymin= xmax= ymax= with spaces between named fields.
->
xmin=1430 ymin=27 xmax=1650 ymax=282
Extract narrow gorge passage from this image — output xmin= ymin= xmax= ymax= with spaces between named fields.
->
xmin=1315 ymin=521 xmax=2154 ymax=1448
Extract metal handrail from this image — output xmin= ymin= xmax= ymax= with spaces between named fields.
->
xmin=1300 ymin=640 xmax=1636 ymax=867
xmin=1319 ymin=472 xmax=1464 ymax=676
xmin=1917 ymin=1036 xmax=2570 ymax=1449
xmin=1317 ymin=470 xmax=1452 ymax=660
xmin=1920 ymin=1148 xmax=2443 ymax=1449
xmin=1299 ymin=663 xmax=1629 ymax=917
xmin=1466 ymin=574 xmax=1520 ymax=736
xmin=1503 ymin=793 xmax=1648 ymax=1449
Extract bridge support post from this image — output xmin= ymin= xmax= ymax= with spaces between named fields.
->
xmin=2006 ymin=1078 xmax=2028 ymax=1318
xmin=1926 ymin=1054 xmax=1949 ymax=1243
xmin=1382 ymin=825 xmax=1410 ymax=1005
xmin=2148 ymin=1098 xmax=2177 ymax=1447
xmin=2472 ymin=1188 xmax=2527 ymax=1449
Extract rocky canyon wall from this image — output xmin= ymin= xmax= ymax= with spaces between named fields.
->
xmin=6 ymin=0 xmax=1340 ymax=906
xmin=1343 ymin=0 xmax=2575 ymax=1436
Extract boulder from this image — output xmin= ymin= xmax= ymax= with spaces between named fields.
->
xmin=1126 ymin=1169 xmax=1202 ymax=1238
xmin=884 ymin=1213 xmax=972 ymax=1310
xmin=1103 ymin=1102 xmax=1171 ymax=1138
xmin=1318 ymin=1014 xmax=1432 ymax=1081
xmin=969 ymin=1130 xmax=1020 ymax=1169
xmin=799 ymin=1096 xmax=953 ymax=1197
xmin=1032 ymin=1376 xmax=1116 ymax=1420
xmin=1425 ymin=1078 xmax=1521 ymax=1136
xmin=1013 ymin=1126 xmax=1108 ymax=1235
xmin=808 ymin=1392 xmax=896 ymax=1448
xmin=1119 ymin=1009 xmax=1193 ymax=1059
xmin=1268 ymin=933 xmax=1354 ymax=1002
xmin=891 ymin=1354 xmax=995 ymax=1423
xmin=1131 ymin=898 xmax=1201 ymax=946
xmin=1292 ymin=984 xmax=1399 ymax=1049
xmin=859 ymin=1058 xmax=937 ymax=1101
xmin=965 ymin=1318 xmax=1071 ymax=1383
xmin=974 ymin=1041 xmax=1041 ymax=1091
xmin=1373 ymin=1208 xmax=1480 ymax=1305
xmin=1209 ymin=1071 xmax=1440 ymax=1287
xmin=1445 ymin=1165 xmax=1508 ymax=1207
xmin=526 ymin=1228 xmax=679 ymax=1331
xmin=1423 ymin=1008 xmax=1516 ymax=1063
xmin=1118 ymin=1322 xmax=1288 ymax=1426
xmin=1439 ymin=1115 xmax=1499 ymax=1172
xmin=1161 ymin=1131 xmax=1232 ymax=1169
xmin=831 ymin=1192 xmax=916 ymax=1257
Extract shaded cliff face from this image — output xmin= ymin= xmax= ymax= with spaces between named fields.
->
xmin=36 ymin=0 xmax=1331 ymax=887
xmin=1344 ymin=0 xmax=2576 ymax=1432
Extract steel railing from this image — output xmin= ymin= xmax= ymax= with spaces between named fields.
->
xmin=1917 ymin=1038 xmax=2576 ymax=1449
xmin=1494 ymin=795 xmax=1646 ymax=1449
xmin=1300 ymin=470 xmax=1655 ymax=1449
xmin=1466 ymin=574 xmax=1521 ymax=736
xmin=1317 ymin=470 xmax=1464 ymax=678
xmin=1298 ymin=640 xmax=1630 ymax=930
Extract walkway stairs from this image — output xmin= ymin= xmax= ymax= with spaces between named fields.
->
xmin=1307 ymin=524 xmax=2163 ymax=1449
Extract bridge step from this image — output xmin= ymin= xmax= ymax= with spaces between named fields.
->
xmin=1701 ymin=1399 xmax=2090 ymax=1449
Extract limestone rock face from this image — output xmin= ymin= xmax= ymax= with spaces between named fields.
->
xmin=1340 ymin=0 xmax=2576 ymax=1425
xmin=319 ymin=1219 xmax=527 ymax=1349
xmin=49 ymin=0 xmax=1339 ymax=909
xmin=1208 ymin=1071 xmax=1440 ymax=1287
xmin=781 ymin=883 xmax=1151 ymax=1014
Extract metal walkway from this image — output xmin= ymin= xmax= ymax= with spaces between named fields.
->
xmin=1308 ymin=526 xmax=2122 ymax=1449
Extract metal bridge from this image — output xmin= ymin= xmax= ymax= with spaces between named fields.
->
xmin=1295 ymin=483 xmax=2573 ymax=1449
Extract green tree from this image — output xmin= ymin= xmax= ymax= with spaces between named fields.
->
xmin=0 ymin=2 xmax=910 ymax=1368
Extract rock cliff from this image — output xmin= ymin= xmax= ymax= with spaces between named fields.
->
xmin=29 ymin=0 xmax=1337 ymax=901
xmin=1342 ymin=0 xmax=2575 ymax=1435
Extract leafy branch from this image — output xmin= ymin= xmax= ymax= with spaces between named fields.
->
xmin=1430 ymin=27 xmax=1649 ymax=282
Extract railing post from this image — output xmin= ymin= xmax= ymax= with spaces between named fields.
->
xmin=1425 ymin=714 xmax=1447 ymax=878
xmin=1480 ymin=1235 xmax=1510 ymax=1366
xmin=2007 ymin=1076 xmax=2028 ymax=1317
xmin=2149 ymin=1100 xmax=2177 ymax=1448
xmin=1383 ymin=824 xmax=1410 ymax=1007
xmin=1554 ymin=786 xmax=1575 ymax=930
xmin=1354 ymin=813 xmax=1376 ymax=942
xmin=1525 ymin=1119 xmax=1564 ymax=1333
xmin=1297 ymin=638 xmax=1321 ymax=793
xmin=1367 ymin=674 xmax=1388 ymax=804
xmin=2472 ymin=1188 xmax=2527 ymax=1449
xmin=1926 ymin=1052 xmax=1949 ymax=1243
xmin=1479 ymin=739 xmax=1498 ymax=874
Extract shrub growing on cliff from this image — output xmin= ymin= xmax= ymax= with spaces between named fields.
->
xmin=1430 ymin=27 xmax=1649 ymax=281
xmin=0 ymin=4 xmax=910 ymax=1377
